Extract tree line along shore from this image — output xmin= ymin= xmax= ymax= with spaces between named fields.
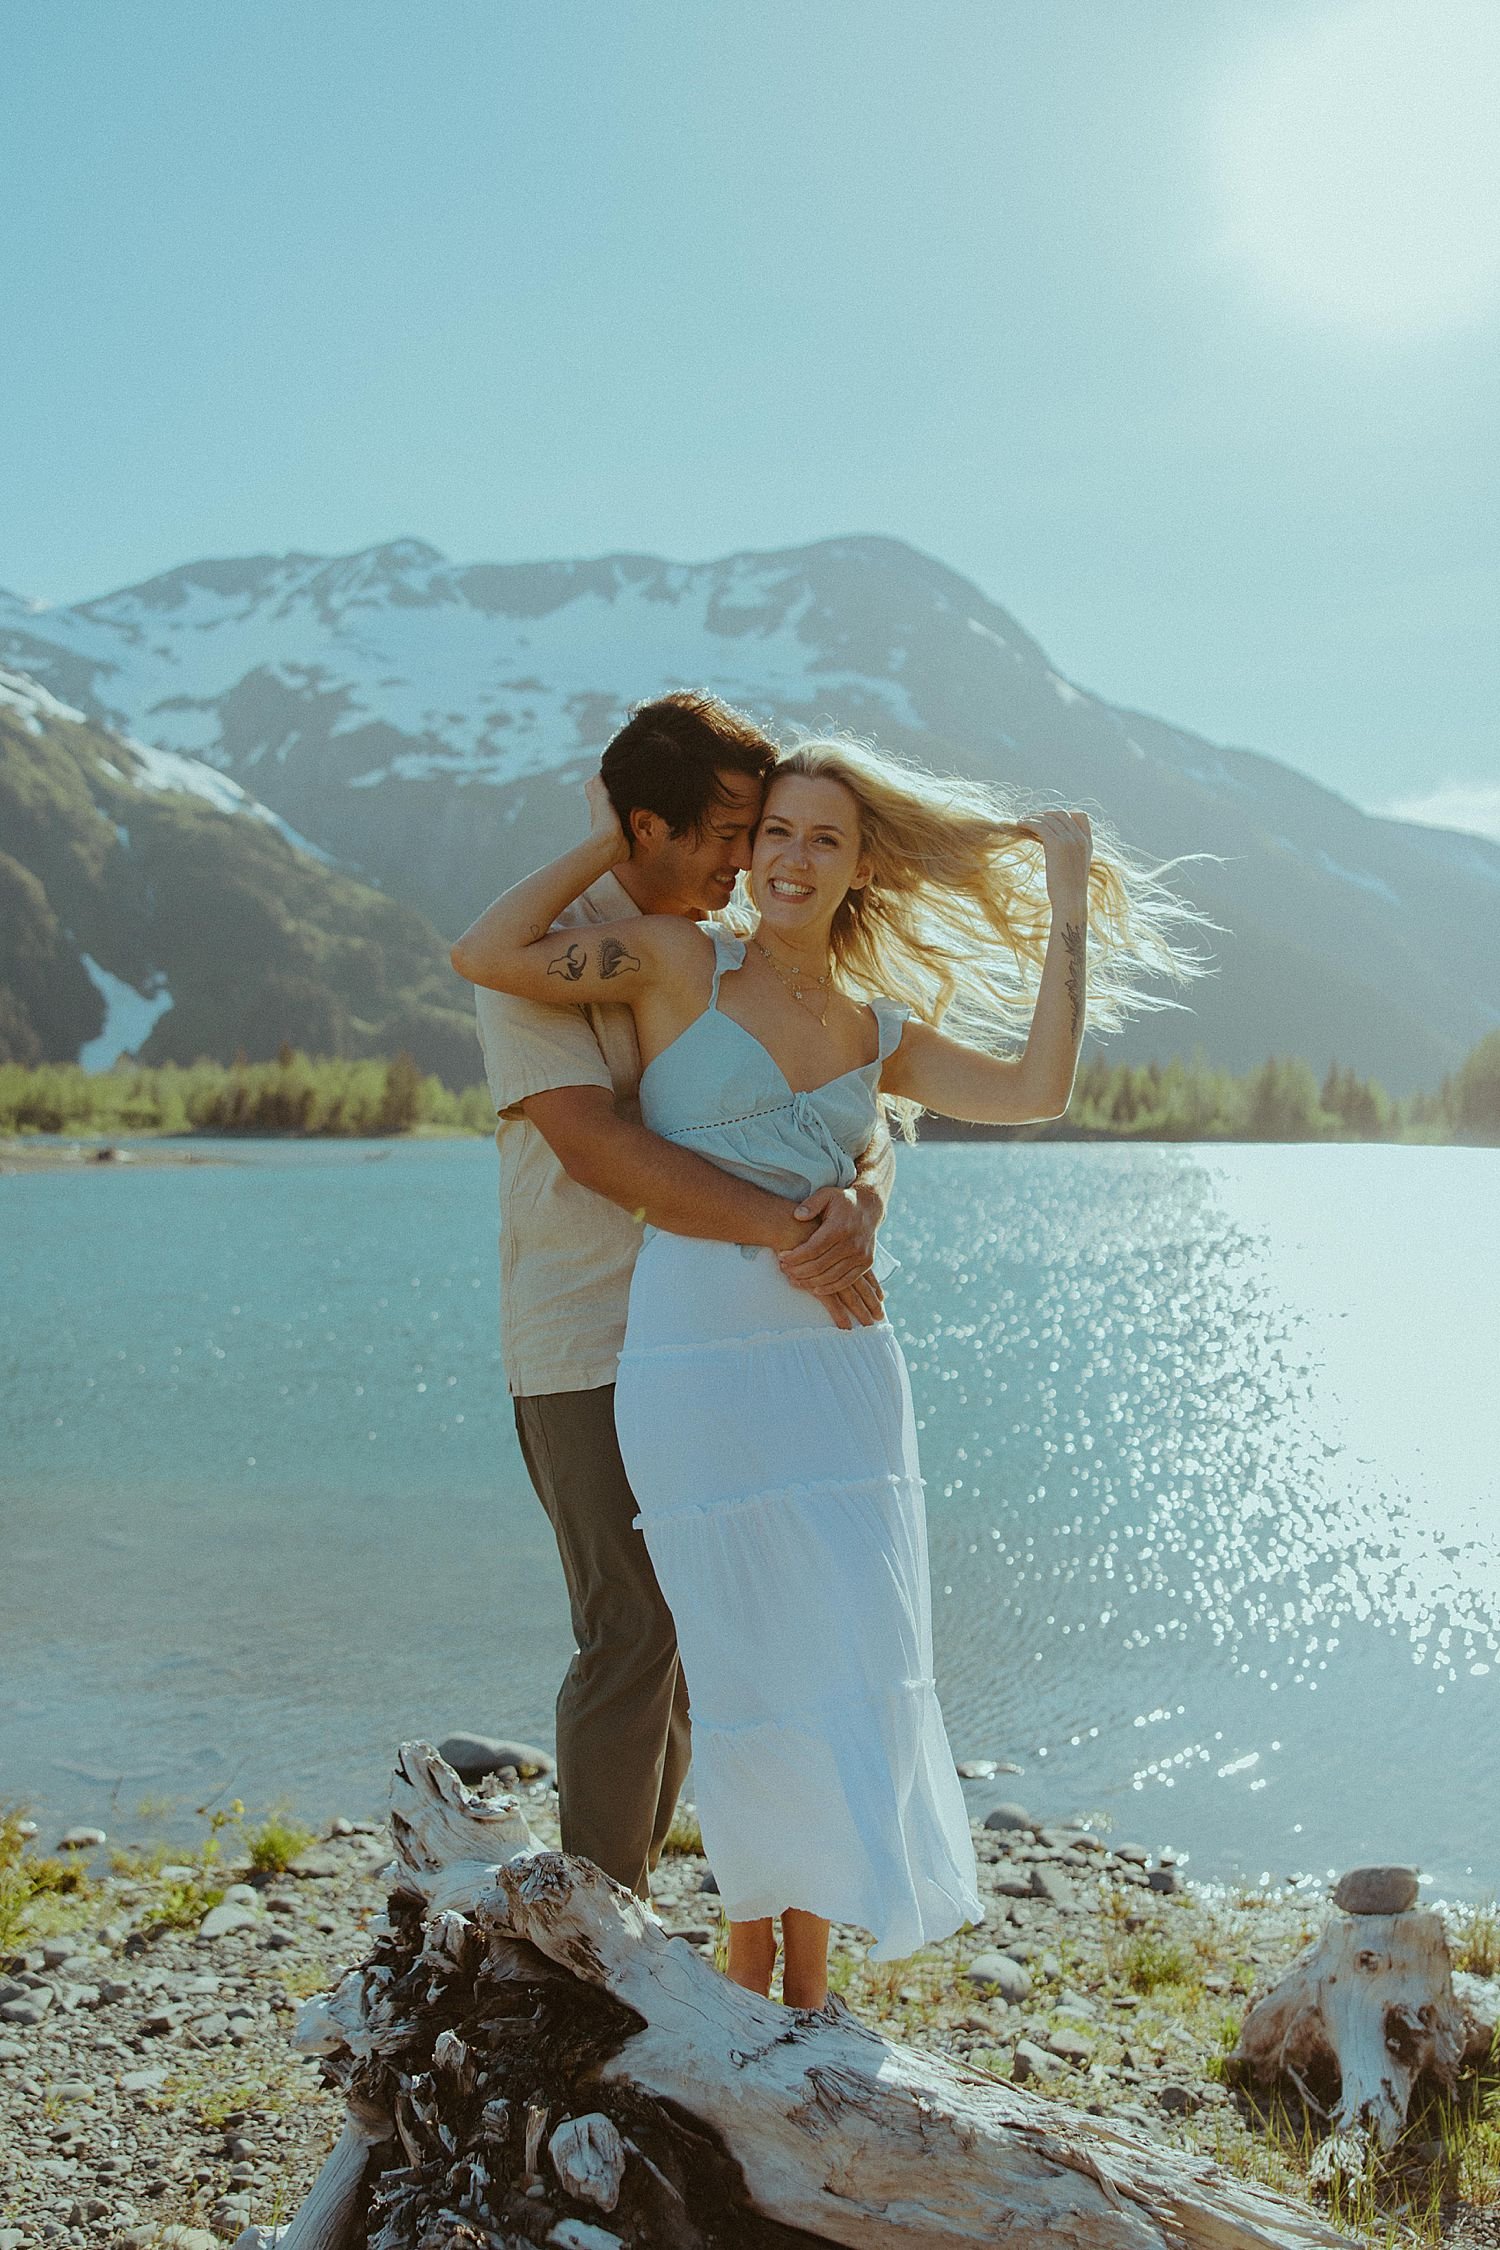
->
xmin=2 ymin=1029 xmax=1498 ymax=1147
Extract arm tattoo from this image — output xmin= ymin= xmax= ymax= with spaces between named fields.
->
xmin=1061 ymin=921 xmax=1085 ymax=1043
xmin=547 ymin=943 xmax=588 ymax=983
xmin=544 ymin=937 xmax=642 ymax=985
xmin=599 ymin=938 xmax=641 ymax=981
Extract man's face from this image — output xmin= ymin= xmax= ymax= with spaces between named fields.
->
xmin=646 ymin=769 xmax=765 ymax=917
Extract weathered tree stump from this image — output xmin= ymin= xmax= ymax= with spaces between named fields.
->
xmin=1229 ymin=1887 xmax=1500 ymax=2182
xmin=279 ymin=1743 xmax=1358 ymax=2249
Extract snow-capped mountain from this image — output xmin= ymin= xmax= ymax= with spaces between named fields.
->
xmin=4 ymin=534 xmax=1496 ymax=1092
xmin=0 ymin=666 xmax=475 ymax=1079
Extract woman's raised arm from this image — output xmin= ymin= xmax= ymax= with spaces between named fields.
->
xmin=883 ymin=808 xmax=1092 ymax=1125
xmin=449 ymin=776 xmax=696 ymax=1006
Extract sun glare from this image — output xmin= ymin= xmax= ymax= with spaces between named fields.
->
xmin=1209 ymin=0 xmax=1500 ymax=338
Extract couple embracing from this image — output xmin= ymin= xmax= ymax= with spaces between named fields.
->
xmin=453 ymin=692 xmax=1191 ymax=2010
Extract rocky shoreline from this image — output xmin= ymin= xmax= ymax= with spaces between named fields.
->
xmin=0 ymin=1140 xmax=232 ymax=1174
xmin=2 ymin=1780 xmax=1496 ymax=2250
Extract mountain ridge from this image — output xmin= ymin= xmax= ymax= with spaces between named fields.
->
xmin=3 ymin=532 xmax=1495 ymax=1094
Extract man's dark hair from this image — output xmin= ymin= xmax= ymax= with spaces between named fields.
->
xmin=601 ymin=692 xmax=777 ymax=841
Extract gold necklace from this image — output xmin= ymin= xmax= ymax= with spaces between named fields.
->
xmin=753 ymin=935 xmax=833 ymax=1027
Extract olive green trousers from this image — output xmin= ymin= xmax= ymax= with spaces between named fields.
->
xmin=513 ymin=1383 xmax=691 ymax=1899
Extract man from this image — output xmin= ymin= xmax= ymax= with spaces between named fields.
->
xmin=454 ymin=692 xmax=890 ymax=1901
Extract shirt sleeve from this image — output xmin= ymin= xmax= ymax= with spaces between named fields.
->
xmin=473 ymin=985 xmax=613 ymax=1119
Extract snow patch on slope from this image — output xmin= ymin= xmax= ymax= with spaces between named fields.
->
xmin=77 ymin=959 xmax=174 ymax=1070
xmin=0 ymin=665 xmax=87 ymax=733
xmin=120 ymin=737 xmax=335 ymax=862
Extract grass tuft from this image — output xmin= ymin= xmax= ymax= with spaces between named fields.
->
xmin=1449 ymin=1895 xmax=1500 ymax=1979
xmin=245 ymin=1808 xmax=315 ymax=1876
xmin=1121 ymin=1930 xmax=1194 ymax=1993
xmin=0 ymin=1803 xmax=96 ymax=1954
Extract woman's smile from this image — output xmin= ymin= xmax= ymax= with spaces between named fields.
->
xmin=751 ymin=772 xmax=870 ymax=933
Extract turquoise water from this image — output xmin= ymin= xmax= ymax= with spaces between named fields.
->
xmin=2 ymin=1139 xmax=1496 ymax=1895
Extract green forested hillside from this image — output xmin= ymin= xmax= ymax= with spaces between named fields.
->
xmin=0 ymin=674 xmax=478 ymax=1084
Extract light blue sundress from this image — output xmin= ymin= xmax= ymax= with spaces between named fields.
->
xmin=611 ymin=931 xmax=982 ymax=1960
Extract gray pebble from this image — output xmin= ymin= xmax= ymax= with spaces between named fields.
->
xmin=0 ymin=1992 xmax=53 ymax=2025
xmin=1045 ymin=2024 xmax=1094 ymax=2062
xmin=283 ymin=1846 xmax=342 ymax=1879
xmin=437 ymin=1732 xmax=555 ymax=1781
xmin=198 ymin=1902 xmax=259 ymax=1941
xmin=1029 ymin=1865 xmax=1077 ymax=1909
xmin=56 ymin=1827 xmax=106 ymax=1851
xmin=1332 ymin=1865 xmax=1419 ymax=1916
xmin=988 ymin=1873 xmax=1035 ymax=1899
xmin=982 ymin=1803 xmax=1036 ymax=1835
xmin=965 ymin=1952 xmax=1032 ymax=2002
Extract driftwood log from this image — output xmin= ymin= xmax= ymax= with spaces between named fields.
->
xmin=277 ymin=1743 xmax=1358 ymax=2250
xmin=1229 ymin=1893 xmax=1500 ymax=2183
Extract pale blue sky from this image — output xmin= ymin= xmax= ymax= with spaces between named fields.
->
xmin=3 ymin=0 xmax=1496 ymax=831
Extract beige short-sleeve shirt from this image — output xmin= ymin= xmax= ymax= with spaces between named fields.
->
xmin=474 ymin=870 xmax=645 ymax=1398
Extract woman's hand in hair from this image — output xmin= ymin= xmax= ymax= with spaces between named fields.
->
xmin=585 ymin=772 xmax=630 ymax=866
xmin=1020 ymin=807 xmax=1093 ymax=908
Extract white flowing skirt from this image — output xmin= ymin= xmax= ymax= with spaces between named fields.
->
xmin=613 ymin=1232 xmax=983 ymax=1961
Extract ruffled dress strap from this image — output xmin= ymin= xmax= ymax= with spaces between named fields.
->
xmin=869 ymin=996 xmax=912 ymax=1065
xmin=706 ymin=927 xmax=748 ymax=1007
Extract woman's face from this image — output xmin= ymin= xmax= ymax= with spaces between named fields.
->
xmin=750 ymin=773 xmax=870 ymax=942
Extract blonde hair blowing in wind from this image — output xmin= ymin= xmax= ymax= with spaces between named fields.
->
xmin=737 ymin=735 xmax=1216 ymax=1106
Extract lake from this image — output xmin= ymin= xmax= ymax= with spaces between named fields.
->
xmin=2 ymin=1139 xmax=1496 ymax=1898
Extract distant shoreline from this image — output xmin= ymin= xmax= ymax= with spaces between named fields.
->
xmin=3 ymin=1125 xmax=1496 ymax=1171
xmin=0 ymin=1125 xmax=477 ymax=1172
xmin=3 ymin=1034 xmax=1496 ymax=1146
xmin=0 ymin=1137 xmax=235 ymax=1172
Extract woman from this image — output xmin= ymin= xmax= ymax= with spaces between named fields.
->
xmin=454 ymin=734 xmax=1204 ymax=2008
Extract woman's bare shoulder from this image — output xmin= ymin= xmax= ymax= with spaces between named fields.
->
xmin=632 ymin=916 xmax=717 ymax=965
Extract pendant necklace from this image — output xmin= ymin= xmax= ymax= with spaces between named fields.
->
xmin=753 ymin=935 xmax=833 ymax=1027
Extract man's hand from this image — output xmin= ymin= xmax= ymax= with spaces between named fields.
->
xmin=778 ymin=1184 xmax=884 ymax=1330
